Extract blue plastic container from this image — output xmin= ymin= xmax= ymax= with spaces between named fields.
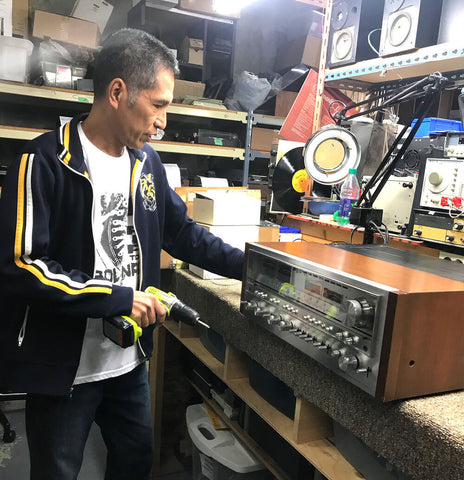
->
xmin=411 ymin=117 xmax=462 ymax=137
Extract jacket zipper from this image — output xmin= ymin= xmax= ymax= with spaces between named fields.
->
xmin=132 ymin=155 xmax=148 ymax=358
xmin=17 ymin=306 xmax=30 ymax=347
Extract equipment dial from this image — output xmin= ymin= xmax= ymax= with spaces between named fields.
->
xmin=338 ymin=354 xmax=359 ymax=372
xmin=342 ymin=299 xmax=374 ymax=329
xmin=429 ymin=171 xmax=443 ymax=187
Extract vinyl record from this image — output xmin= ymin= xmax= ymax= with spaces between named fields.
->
xmin=272 ymin=147 xmax=308 ymax=214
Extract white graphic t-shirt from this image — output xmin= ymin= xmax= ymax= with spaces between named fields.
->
xmin=74 ymin=123 xmax=142 ymax=384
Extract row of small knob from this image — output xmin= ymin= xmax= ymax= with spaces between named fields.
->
xmin=242 ymin=301 xmax=368 ymax=375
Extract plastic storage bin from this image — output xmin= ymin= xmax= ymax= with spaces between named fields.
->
xmin=411 ymin=117 xmax=462 ymax=137
xmin=187 ymin=403 xmax=269 ymax=480
xmin=0 ymin=36 xmax=33 ymax=82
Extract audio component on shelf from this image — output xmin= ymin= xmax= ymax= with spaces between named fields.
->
xmin=419 ymin=157 xmax=464 ymax=210
xmin=327 ymin=0 xmax=384 ymax=68
xmin=444 ymin=132 xmax=464 ymax=158
xmin=240 ymin=242 xmax=464 ymax=401
xmin=411 ymin=209 xmax=464 ymax=245
xmin=438 ymin=0 xmax=464 ymax=44
xmin=361 ymin=175 xmax=417 ymax=233
xmin=379 ymin=0 xmax=444 ymax=57
xmin=393 ymin=135 xmax=445 ymax=172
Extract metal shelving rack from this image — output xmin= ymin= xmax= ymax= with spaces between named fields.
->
xmin=325 ymin=43 xmax=464 ymax=91
xmin=0 ymin=81 xmax=246 ymax=160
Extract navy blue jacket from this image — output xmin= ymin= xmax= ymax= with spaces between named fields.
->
xmin=0 ymin=114 xmax=244 ymax=395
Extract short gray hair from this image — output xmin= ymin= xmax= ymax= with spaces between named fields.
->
xmin=93 ymin=28 xmax=179 ymax=105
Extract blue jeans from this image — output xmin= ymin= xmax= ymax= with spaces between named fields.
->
xmin=25 ymin=363 xmax=154 ymax=480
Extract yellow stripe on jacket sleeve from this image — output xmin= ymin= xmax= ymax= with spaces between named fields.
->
xmin=13 ymin=153 xmax=112 ymax=296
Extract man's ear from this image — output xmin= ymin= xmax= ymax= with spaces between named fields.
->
xmin=108 ymin=78 xmax=127 ymax=109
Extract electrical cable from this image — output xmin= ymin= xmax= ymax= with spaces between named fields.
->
xmin=367 ymin=29 xmax=381 ymax=56
xmin=328 ymin=99 xmax=347 ymax=122
xmin=349 ymin=225 xmax=360 ymax=244
xmin=368 ymin=220 xmax=388 ymax=245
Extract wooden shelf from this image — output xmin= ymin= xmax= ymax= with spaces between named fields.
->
xmin=149 ymin=140 xmax=245 ymax=159
xmin=325 ymin=43 xmax=464 ymax=90
xmin=0 ymin=125 xmax=48 ymax=140
xmin=0 ymin=125 xmax=245 ymax=159
xmin=163 ymin=320 xmax=365 ymax=480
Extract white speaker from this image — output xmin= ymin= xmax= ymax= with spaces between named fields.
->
xmin=379 ymin=0 xmax=443 ymax=57
xmin=327 ymin=0 xmax=384 ymax=68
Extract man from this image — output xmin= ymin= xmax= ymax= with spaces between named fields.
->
xmin=0 ymin=29 xmax=243 ymax=479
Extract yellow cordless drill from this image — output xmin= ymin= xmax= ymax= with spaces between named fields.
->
xmin=103 ymin=286 xmax=209 ymax=348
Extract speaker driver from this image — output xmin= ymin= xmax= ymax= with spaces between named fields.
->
xmin=333 ymin=29 xmax=354 ymax=61
xmin=304 ymin=125 xmax=360 ymax=185
xmin=331 ymin=1 xmax=349 ymax=30
xmin=389 ymin=12 xmax=412 ymax=47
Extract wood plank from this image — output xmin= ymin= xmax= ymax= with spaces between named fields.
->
xmin=292 ymin=397 xmax=332 ymax=444
xmin=149 ymin=326 xmax=166 ymax=473
xmin=223 ymin=344 xmax=249 ymax=380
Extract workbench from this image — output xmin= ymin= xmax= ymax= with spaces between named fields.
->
xmin=150 ymin=267 xmax=464 ymax=480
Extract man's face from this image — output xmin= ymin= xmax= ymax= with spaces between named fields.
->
xmin=119 ymin=68 xmax=175 ymax=150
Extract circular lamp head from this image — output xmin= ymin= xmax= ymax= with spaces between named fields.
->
xmin=304 ymin=125 xmax=361 ymax=185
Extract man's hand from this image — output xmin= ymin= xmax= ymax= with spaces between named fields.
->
xmin=131 ymin=290 xmax=166 ymax=328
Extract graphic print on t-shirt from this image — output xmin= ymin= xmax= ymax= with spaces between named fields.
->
xmin=100 ymin=192 xmax=127 ymax=266
xmin=95 ymin=192 xmax=139 ymax=285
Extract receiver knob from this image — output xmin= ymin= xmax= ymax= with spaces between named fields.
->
xmin=240 ymin=300 xmax=258 ymax=315
xmin=338 ymin=354 xmax=359 ymax=372
xmin=342 ymin=299 xmax=374 ymax=328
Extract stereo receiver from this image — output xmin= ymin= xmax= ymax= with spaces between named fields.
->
xmin=241 ymin=242 xmax=464 ymax=401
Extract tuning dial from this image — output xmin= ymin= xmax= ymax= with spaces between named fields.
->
xmin=342 ymin=299 xmax=374 ymax=328
xmin=338 ymin=354 xmax=359 ymax=372
xmin=429 ymin=171 xmax=443 ymax=186
xmin=414 ymin=229 xmax=422 ymax=236
xmin=446 ymin=235 xmax=455 ymax=242
xmin=454 ymin=222 xmax=464 ymax=231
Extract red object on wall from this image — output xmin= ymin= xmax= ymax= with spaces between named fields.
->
xmin=279 ymin=69 xmax=355 ymax=143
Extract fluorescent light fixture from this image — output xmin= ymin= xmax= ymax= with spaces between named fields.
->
xmin=212 ymin=0 xmax=258 ymax=14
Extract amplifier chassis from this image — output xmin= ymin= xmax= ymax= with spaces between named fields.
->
xmin=241 ymin=242 xmax=464 ymax=401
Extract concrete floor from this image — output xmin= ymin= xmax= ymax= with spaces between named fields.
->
xmin=0 ymin=400 xmax=193 ymax=480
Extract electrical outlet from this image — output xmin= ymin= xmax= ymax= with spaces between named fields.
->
xmin=439 ymin=251 xmax=464 ymax=263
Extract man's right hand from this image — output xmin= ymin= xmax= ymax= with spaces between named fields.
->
xmin=130 ymin=290 xmax=167 ymax=328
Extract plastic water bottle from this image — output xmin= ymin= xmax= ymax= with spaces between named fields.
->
xmin=337 ymin=168 xmax=360 ymax=226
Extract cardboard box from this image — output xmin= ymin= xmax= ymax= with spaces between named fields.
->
xmin=179 ymin=0 xmax=240 ymax=18
xmin=0 ymin=0 xmax=13 ymax=36
xmin=179 ymin=36 xmax=203 ymax=66
xmin=12 ymin=0 xmax=28 ymax=37
xmin=275 ymin=34 xmax=321 ymax=71
xmin=173 ymin=79 xmax=205 ymax=102
xmin=251 ymin=127 xmax=283 ymax=152
xmin=280 ymin=69 xmax=355 ymax=143
xmin=275 ymin=91 xmax=298 ymax=118
xmin=258 ymin=224 xmax=279 ymax=242
xmin=0 ymin=35 xmax=33 ymax=82
xmin=189 ymin=223 xmax=259 ymax=279
xmin=32 ymin=10 xmax=99 ymax=49
xmin=175 ymin=186 xmax=260 ymax=218
xmin=193 ymin=190 xmax=261 ymax=226
xmin=71 ymin=0 xmax=114 ymax=34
